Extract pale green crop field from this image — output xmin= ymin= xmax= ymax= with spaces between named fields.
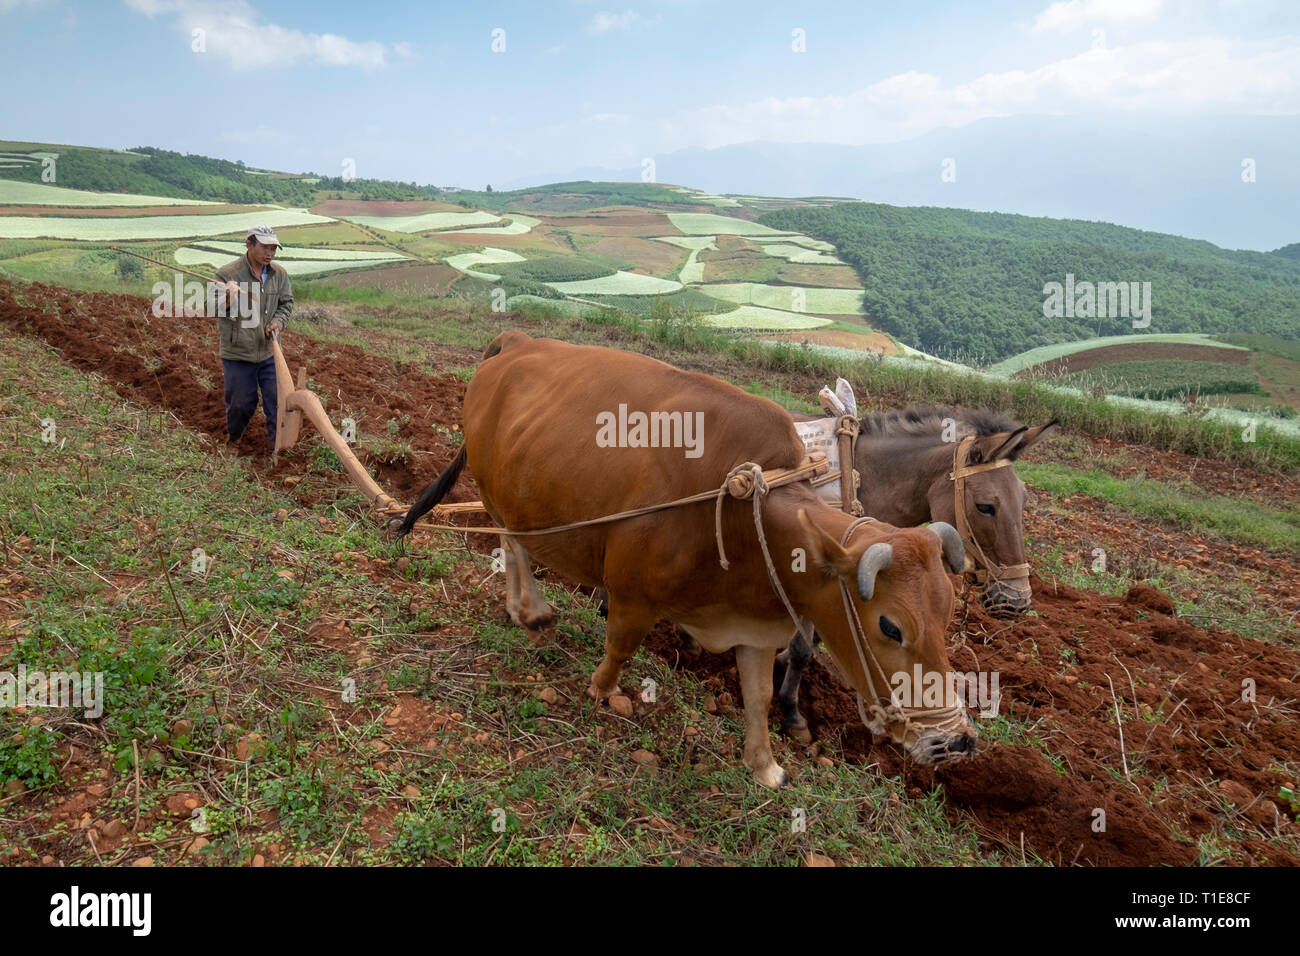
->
xmin=652 ymin=235 xmax=716 ymax=284
xmin=445 ymin=214 xmax=541 ymax=236
xmin=666 ymin=213 xmax=793 ymax=237
xmin=505 ymin=294 xmax=601 ymax=316
xmin=174 ymin=247 xmax=399 ymax=276
xmin=445 ymin=247 xmax=526 ymax=281
xmin=668 ymin=187 xmax=741 ymax=208
xmin=544 ymin=271 xmax=683 ymax=295
xmin=761 ymin=234 xmax=836 ymax=252
xmin=985 ymin=333 xmax=1249 ymax=377
xmin=699 ymin=282 xmax=864 ymax=314
xmin=0 ymin=209 xmax=332 ymax=240
xmin=0 ymin=179 xmax=221 ymax=207
xmin=703 ymin=305 xmax=832 ymax=330
xmin=756 ymin=242 xmax=844 ymax=264
xmin=651 ymin=235 xmax=716 ymax=250
xmin=190 ymin=240 xmax=407 ymax=261
xmin=344 ymin=211 xmax=500 ymax=233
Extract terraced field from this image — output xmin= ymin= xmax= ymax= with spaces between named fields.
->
xmin=0 ymin=209 xmax=332 ymax=240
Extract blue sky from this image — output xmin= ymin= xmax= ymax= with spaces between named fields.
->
xmin=1 ymin=0 xmax=1297 ymax=188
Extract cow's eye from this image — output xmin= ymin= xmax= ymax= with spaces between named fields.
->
xmin=976 ymin=503 xmax=996 ymax=517
xmin=879 ymin=616 xmax=903 ymax=643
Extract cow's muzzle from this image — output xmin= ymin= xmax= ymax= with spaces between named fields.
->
xmin=895 ymin=710 xmax=978 ymax=766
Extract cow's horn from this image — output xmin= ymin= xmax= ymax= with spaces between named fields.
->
xmin=857 ymin=542 xmax=894 ymax=601
xmin=928 ymin=521 xmax=965 ymax=574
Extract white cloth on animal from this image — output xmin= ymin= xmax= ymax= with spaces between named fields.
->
xmin=795 ymin=379 xmax=858 ymax=506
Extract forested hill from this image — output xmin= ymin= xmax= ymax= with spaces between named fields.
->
xmin=760 ymin=203 xmax=1300 ymax=365
xmin=0 ymin=142 xmax=428 ymax=205
xmin=0 ymin=142 xmax=688 ymax=210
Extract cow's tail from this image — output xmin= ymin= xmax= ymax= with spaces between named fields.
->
xmin=387 ymin=445 xmax=467 ymax=538
xmin=388 ymin=332 xmax=520 ymax=538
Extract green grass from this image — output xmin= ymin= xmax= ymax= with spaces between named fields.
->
xmin=1017 ymin=462 xmax=1300 ymax=552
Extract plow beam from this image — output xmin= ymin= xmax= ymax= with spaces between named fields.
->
xmin=271 ymin=335 xmax=400 ymax=515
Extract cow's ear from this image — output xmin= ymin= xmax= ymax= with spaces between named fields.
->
xmin=797 ymin=508 xmax=857 ymax=578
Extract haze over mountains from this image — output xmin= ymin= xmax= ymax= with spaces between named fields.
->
xmin=501 ymin=114 xmax=1300 ymax=253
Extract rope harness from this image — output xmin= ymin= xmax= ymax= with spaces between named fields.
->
xmin=950 ymin=435 xmax=1031 ymax=602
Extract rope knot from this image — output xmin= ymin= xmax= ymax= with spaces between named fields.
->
xmin=835 ymin=414 xmax=860 ymax=439
xmin=724 ymin=461 xmax=768 ymax=500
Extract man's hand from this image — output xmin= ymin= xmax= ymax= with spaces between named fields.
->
xmin=265 ymin=320 xmax=282 ymax=338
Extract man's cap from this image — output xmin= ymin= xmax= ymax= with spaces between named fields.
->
xmin=247 ymin=225 xmax=281 ymax=247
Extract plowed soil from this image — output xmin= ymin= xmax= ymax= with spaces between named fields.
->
xmin=3 ymin=278 xmax=1297 ymax=866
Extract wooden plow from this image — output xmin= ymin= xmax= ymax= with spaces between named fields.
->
xmin=111 ymin=245 xmax=488 ymax=530
xmin=269 ymin=336 xmax=490 ymax=528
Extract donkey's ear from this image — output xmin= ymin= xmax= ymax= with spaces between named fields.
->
xmin=1004 ymin=420 xmax=1058 ymax=460
xmin=970 ymin=427 xmax=1027 ymax=464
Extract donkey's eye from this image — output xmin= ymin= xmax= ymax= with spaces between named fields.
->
xmin=976 ymin=503 xmax=996 ymax=517
xmin=879 ymin=616 xmax=903 ymax=643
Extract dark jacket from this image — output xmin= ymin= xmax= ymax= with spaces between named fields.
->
xmin=209 ymin=255 xmax=293 ymax=363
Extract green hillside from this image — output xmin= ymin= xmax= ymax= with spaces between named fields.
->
xmin=0 ymin=142 xmax=426 ymax=205
xmin=760 ymin=203 xmax=1300 ymax=364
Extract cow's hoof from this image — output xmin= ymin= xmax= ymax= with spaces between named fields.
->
xmin=754 ymin=762 xmax=790 ymax=789
xmin=783 ymin=718 xmax=813 ymax=747
xmin=587 ymin=681 xmax=621 ymax=701
xmin=522 ymin=607 xmax=555 ymax=632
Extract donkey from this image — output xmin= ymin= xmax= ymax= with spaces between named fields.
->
xmin=776 ymin=407 xmax=1055 ymax=743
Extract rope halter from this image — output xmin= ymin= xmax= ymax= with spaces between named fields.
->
xmin=950 ymin=435 xmax=1031 ymax=602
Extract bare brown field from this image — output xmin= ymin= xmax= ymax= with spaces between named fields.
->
xmin=586 ymin=236 xmax=685 ymax=276
xmin=538 ymin=207 xmax=676 ymax=238
xmin=320 ymin=262 xmax=462 ymax=294
xmin=764 ymin=328 xmax=898 ymax=354
xmin=778 ymin=262 xmax=863 ymax=289
xmin=1018 ymin=343 xmax=1249 ymax=379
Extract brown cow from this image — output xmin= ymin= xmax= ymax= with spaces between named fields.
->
xmin=394 ymin=331 xmax=976 ymax=786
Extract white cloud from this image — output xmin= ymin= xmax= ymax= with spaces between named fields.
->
xmin=123 ymin=0 xmax=399 ymax=70
xmin=588 ymin=9 xmax=645 ymax=34
xmin=1033 ymin=0 xmax=1163 ymax=33
xmin=642 ymin=35 xmax=1300 ymax=151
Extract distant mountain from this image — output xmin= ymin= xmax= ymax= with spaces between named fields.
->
xmin=508 ymin=114 xmax=1300 ymax=252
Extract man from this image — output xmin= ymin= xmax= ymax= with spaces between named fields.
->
xmin=209 ymin=224 xmax=293 ymax=456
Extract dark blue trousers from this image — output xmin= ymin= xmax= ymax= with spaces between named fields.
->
xmin=222 ymin=357 xmax=277 ymax=452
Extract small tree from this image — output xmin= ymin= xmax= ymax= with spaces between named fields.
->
xmin=116 ymin=253 xmax=143 ymax=281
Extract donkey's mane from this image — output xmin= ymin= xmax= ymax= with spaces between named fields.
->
xmin=858 ymin=406 xmax=1020 ymax=442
